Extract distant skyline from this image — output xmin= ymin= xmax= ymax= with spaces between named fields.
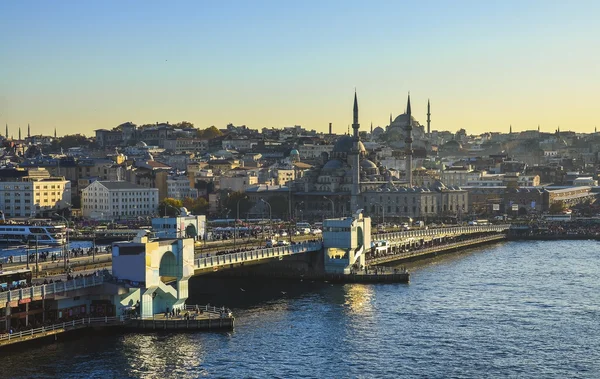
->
xmin=1 ymin=1 xmax=599 ymax=137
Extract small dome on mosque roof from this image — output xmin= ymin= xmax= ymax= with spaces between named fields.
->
xmin=290 ymin=149 xmax=299 ymax=155
xmin=322 ymin=159 xmax=344 ymax=170
xmin=360 ymin=159 xmax=378 ymax=169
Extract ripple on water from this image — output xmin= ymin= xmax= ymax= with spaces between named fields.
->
xmin=3 ymin=240 xmax=600 ymax=378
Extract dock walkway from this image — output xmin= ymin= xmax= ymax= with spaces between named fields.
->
xmin=0 ymin=305 xmax=234 ymax=348
xmin=367 ymin=234 xmax=506 ymax=265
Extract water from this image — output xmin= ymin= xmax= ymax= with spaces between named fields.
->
xmin=4 ymin=240 xmax=600 ymax=378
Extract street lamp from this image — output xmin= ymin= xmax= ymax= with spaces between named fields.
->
xmin=323 ymin=196 xmax=334 ymax=218
xmin=234 ymin=196 xmax=248 ymax=248
xmin=54 ymin=213 xmax=69 ymax=270
xmin=260 ymin=199 xmax=272 ymax=239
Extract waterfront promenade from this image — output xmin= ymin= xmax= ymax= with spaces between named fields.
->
xmin=0 ymin=304 xmax=233 ymax=348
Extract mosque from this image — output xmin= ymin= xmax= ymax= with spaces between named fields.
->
xmin=290 ymin=93 xmax=468 ymax=222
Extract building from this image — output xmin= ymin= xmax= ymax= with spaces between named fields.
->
xmin=81 ymin=180 xmax=159 ymax=220
xmin=220 ymin=175 xmax=258 ymax=193
xmin=0 ymin=168 xmax=71 ymax=218
xmin=163 ymin=138 xmax=208 ymax=154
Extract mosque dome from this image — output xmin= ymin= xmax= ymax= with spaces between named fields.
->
xmin=391 ymin=113 xmax=419 ymax=128
xmin=137 ymin=141 xmax=148 ymax=147
xmin=322 ymin=159 xmax=344 ymax=171
xmin=290 ymin=149 xmax=299 ymax=156
xmin=332 ymin=135 xmax=366 ymax=155
xmin=360 ymin=159 xmax=377 ymax=169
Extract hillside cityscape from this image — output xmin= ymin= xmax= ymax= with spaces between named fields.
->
xmin=0 ymin=93 xmax=597 ymax=223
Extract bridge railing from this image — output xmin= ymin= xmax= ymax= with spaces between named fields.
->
xmin=0 ymin=315 xmax=128 ymax=342
xmin=0 ymin=275 xmax=105 ymax=306
xmin=374 ymin=224 xmax=510 ymax=242
xmin=194 ymin=241 xmax=323 ymax=270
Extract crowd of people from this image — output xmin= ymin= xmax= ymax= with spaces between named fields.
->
xmin=366 ymin=232 xmax=499 ymax=261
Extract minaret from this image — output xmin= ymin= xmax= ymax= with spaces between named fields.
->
xmin=405 ymin=93 xmax=413 ymax=187
xmin=510 ymin=124 xmax=512 ymax=134
xmin=370 ymin=122 xmax=373 ymax=134
xmin=54 ymin=128 xmax=57 ymax=138
xmin=390 ymin=113 xmax=393 ymax=125
xmin=350 ymin=91 xmax=361 ymax=213
xmin=27 ymin=123 xmax=30 ymax=138
xmin=18 ymin=127 xmax=21 ymax=140
xmin=538 ymin=125 xmax=540 ymax=133
xmin=5 ymin=124 xmax=7 ymax=139
xmin=426 ymin=99 xmax=431 ymax=138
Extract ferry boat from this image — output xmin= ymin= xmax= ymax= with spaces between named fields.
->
xmin=0 ymin=224 xmax=66 ymax=246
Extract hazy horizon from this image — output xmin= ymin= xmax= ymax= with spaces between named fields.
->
xmin=1 ymin=1 xmax=599 ymax=137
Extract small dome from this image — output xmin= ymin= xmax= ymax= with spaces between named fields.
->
xmin=360 ymin=159 xmax=377 ymax=169
xmin=322 ymin=159 xmax=344 ymax=170
xmin=137 ymin=141 xmax=148 ymax=147
xmin=333 ymin=135 xmax=366 ymax=155
xmin=290 ymin=149 xmax=299 ymax=155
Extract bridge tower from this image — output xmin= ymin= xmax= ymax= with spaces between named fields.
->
xmin=112 ymin=231 xmax=195 ymax=318
xmin=322 ymin=210 xmax=371 ymax=274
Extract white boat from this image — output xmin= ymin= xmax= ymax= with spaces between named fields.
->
xmin=0 ymin=223 xmax=66 ymax=246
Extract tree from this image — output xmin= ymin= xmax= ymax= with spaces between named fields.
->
xmin=176 ymin=121 xmax=194 ymax=129
xmin=549 ymin=201 xmax=566 ymax=214
xmin=159 ymin=198 xmax=183 ymax=217
xmin=191 ymin=198 xmax=209 ymax=215
xmin=197 ymin=126 xmax=223 ymax=139
xmin=59 ymin=134 xmax=90 ymax=149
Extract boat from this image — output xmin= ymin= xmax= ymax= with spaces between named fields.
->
xmin=0 ymin=223 xmax=66 ymax=246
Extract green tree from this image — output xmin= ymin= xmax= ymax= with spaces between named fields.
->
xmin=176 ymin=121 xmax=195 ymax=129
xmin=197 ymin=126 xmax=223 ymax=139
xmin=191 ymin=198 xmax=209 ymax=215
xmin=59 ymin=134 xmax=90 ymax=149
xmin=159 ymin=198 xmax=183 ymax=217
xmin=549 ymin=201 xmax=566 ymax=214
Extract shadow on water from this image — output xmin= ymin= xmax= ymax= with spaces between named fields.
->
xmin=187 ymin=274 xmax=333 ymax=309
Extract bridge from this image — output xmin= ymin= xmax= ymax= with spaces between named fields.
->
xmin=374 ymin=224 xmax=510 ymax=245
xmin=0 ymin=275 xmax=105 ymax=308
xmin=193 ymin=241 xmax=323 ymax=272
xmin=1 ymin=223 xmax=509 ymax=333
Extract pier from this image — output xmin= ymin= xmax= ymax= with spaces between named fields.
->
xmin=0 ymin=304 xmax=233 ymax=348
xmin=367 ymin=234 xmax=506 ymax=265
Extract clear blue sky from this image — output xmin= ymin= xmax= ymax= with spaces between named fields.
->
xmin=1 ymin=0 xmax=599 ymax=136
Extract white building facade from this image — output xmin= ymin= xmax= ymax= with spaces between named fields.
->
xmin=0 ymin=178 xmax=71 ymax=218
xmin=81 ymin=180 xmax=158 ymax=220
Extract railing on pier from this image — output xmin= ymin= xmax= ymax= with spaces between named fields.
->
xmin=0 ymin=275 xmax=105 ymax=307
xmin=194 ymin=241 xmax=323 ymax=270
xmin=374 ymin=224 xmax=510 ymax=244
xmin=367 ymin=234 xmax=506 ymax=265
xmin=0 ymin=315 xmax=127 ymax=343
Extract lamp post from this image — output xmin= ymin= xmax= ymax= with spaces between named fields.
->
xmin=323 ymin=196 xmax=334 ymax=218
xmin=54 ymin=213 xmax=69 ymax=270
xmin=260 ymin=199 xmax=272 ymax=239
xmin=234 ymin=196 xmax=248 ymax=248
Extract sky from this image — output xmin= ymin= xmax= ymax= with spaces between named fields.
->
xmin=1 ymin=1 xmax=599 ymax=137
